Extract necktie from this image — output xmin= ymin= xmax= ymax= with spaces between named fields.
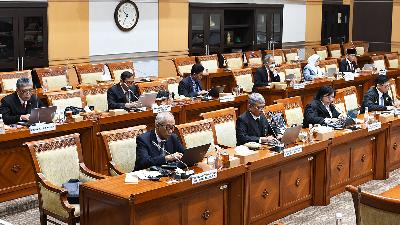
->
xmin=380 ymin=96 xmax=385 ymax=106
xmin=256 ymin=118 xmax=264 ymax=135
xmin=159 ymin=141 xmax=166 ymax=155
xmin=22 ymin=101 xmax=26 ymax=110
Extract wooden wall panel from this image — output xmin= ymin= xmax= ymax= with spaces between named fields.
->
xmin=305 ymin=1 xmax=323 ymax=58
xmin=392 ymin=2 xmax=400 ymax=52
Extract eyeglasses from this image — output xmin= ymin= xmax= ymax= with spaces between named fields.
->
xmin=18 ymin=88 xmax=34 ymax=94
xmin=379 ymin=83 xmax=390 ymax=88
xmin=252 ymin=104 xmax=265 ymax=110
xmin=158 ymin=124 xmax=175 ymax=131
xmin=323 ymin=95 xmax=335 ymax=99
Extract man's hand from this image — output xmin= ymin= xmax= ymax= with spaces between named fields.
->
xmin=165 ymin=152 xmax=183 ymax=162
xmin=394 ymin=101 xmax=400 ymax=108
xmin=20 ymin=114 xmax=30 ymax=121
xmin=198 ymin=90 xmax=208 ymax=96
xmin=387 ymin=106 xmax=396 ymax=110
xmin=260 ymin=136 xmax=278 ymax=145
xmin=125 ymin=102 xmax=142 ymax=109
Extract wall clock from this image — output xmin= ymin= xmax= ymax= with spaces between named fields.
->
xmin=114 ymin=0 xmax=139 ymax=31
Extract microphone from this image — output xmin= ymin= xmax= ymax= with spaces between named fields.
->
xmin=151 ymin=141 xmax=189 ymax=171
xmin=127 ymin=89 xmax=139 ymax=101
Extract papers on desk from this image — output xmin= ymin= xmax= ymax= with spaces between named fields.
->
xmin=125 ymin=173 xmax=139 ymax=184
xmin=128 ymin=170 xmax=162 ymax=181
xmin=343 ymin=72 xmax=355 ymax=81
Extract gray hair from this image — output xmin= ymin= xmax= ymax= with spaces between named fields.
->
xmin=248 ymin=93 xmax=265 ymax=106
xmin=155 ymin=111 xmax=175 ymax=125
xmin=263 ymin=54 xmax=273 ymax=64
xmin=16 ymin=77 xmax=33 ymax=89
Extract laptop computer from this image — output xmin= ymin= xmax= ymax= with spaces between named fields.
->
xmin=179 ymin=143 xmax=211 ymax=167
xmin=281 ymin=125 xmax=302 ymax=145
xmin=326 ymin=67 xmax=337 ymax=77
xmin=138 ymin=92 xmax=157 ymax=108
xmin=27 ymin=106 xmax=57 ymax=125
xmin=208 ymin=85 xmax=225 ymax=98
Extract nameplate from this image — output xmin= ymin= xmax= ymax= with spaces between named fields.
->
xmin=152 ymin=105 xmax=172 ymax=114
xmin=29 ymin=123 xmax=56 ymax=134
xmin=0 ymin=126 xmax=5 ymax=134
xmin=367 ymin=122 xmax=381 ymax=132
xmin=192 ymin=169 xmax=217 ymax=185
xmin=219 ymin=95 xmax=235 ymax=103
xmin=283 ymin=145 xmax=303 ymax=157
xmin=344 ymin=72 xmax=355 ymax=81
xmin=293 ymin=83 xmax=305 ymax=89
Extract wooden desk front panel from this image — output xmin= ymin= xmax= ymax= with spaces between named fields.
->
xmin=329 ymin=135 xmax=374 ymax=196
xmin=389 ymin=123 xmax=400 ymax=171
xmin=249 ymin=155 xmax=313 ymax=225
xmin=0 ymin=121 xmax=94 ymax=202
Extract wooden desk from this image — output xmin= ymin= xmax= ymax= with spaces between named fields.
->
xmin=80 ymin=164 xmax=246 ymax=225
xmin=0 ymin=120 xmax=94 ymax=202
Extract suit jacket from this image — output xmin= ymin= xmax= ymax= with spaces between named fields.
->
xmin=303 ymin=99 xmax=341 ymax=128
xmin=339 ymin=59 xmax=358 ymax=73
xmin=178 ymin=76 xmax=203 ymax=97
xmin=236 ymin=111 xmax=274 ymax=146
xmin=134 ymin=130 xmax=185 ymax=171
xmin=107 ymin=83 xmax=138 ymax=110
xmin=0 ymin=92 xmax=45 ymax=125
xmin=253 ymin=67 xmax=280 ymax=91
xmin=361 ymin=87 xmax=393 ymax=113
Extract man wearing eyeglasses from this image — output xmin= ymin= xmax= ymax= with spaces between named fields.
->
xmin=361 ymin=75 xmax=400 ymax=113
xmin=236 ymin=93 xmax=278 ymax=146
xmin=134 ymin=112 xmax=185 ymax=171
xmin=0 ymin=77 xmax=44 ymax=125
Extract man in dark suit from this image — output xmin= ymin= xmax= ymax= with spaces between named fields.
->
xmin=0 ymin=77 xmax=45 ymax=125
xmin=303 ymin=86 xmax=342 ymax=128
xmin=339 ymin=48 xmax=359 ymax=73
xmin=107 ymin=71 xmax=139 ymax=110
xmin=135 ymin=112 xmax=185 ymax=170
xmin=361 ymin=75 xmax=399 ymax=113
xmin=178 ymin=63 xmax=208 ymax=97
xmin=253 ymin=54 xmax=281 ymax=92
xmin=236 ymin=93 xmax=277 ymax=146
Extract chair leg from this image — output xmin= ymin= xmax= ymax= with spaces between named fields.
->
xmin=39 ymin=211 xmax=47 ymax=225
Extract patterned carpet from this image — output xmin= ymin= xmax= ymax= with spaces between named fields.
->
xmin=1 ymin=169 xmax=399 ymax=225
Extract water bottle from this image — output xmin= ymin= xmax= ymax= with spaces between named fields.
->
xmin=43 ymin=79 xmax=49 ymax=93
xmin=335 ymin=212 xmax=343 ymax=225
xmin=0 ymin=114 xmax=5 ymax=134
xmin=308 ymin=124 xmax=314 ymax=143
xmin=364 ymin=107 xmax=369 ymax=124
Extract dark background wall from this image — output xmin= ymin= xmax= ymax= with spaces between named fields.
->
xmin=352 ymin=0 xmax=393 ymax=51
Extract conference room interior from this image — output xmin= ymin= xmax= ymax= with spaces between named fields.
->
xmin=1 ymin=0 xmax=400 ymax=224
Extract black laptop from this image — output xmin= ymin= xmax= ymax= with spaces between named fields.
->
xmin=178 ymin=143 xmax=211 ymax=168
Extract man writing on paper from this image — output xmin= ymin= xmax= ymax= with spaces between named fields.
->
xmin=135 ymin=112 xmax=185 ymax=170
xmin=236 ymin=93 xmax=278 ymax=146
xmin=361 ymin=75 xmax=400 ymax=113
xmin=0 ymin=77 xmax=45 ymax=125
xmin=107 ymin=71 xmax=140 ymax=110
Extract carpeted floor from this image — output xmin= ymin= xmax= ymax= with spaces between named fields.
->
xmin=1 ymin=169 xmax=399 ymax=225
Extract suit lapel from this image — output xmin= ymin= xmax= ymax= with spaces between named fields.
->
xmin=317 ymin=101 xmax=331 ymax=118
xmin=246 ymin=112 xmax=261 ymax=136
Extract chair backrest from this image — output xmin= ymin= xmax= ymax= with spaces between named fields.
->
xmin=275 ymin=66 xmax=287 ymax=81
xmin=313 ymin=46 xmax=328 ymax=60
xmin=222 ymin=52 xmax=243 ymax=69
xmin=106 ymin=61 xmax=135 ymax=83
xmin=99 ymin=125 xmax=147 ymax=175
xmin=172 ymin=56 xmax=196 ymax=77
xmin=326 ymin=44 xmax=342 ymax=58
xmin=245 ymin=50 xmax=262 ymax=67
xmin=342 ymin=42 xmax=355 ymax=56
xmin=176 ymin=119 xmax=216 ymax=152
xmin=197 ymin=54 xmax=219 ymax=72
xmin=353 ymin=41 xmax=369 ymax=55
xmin=275 ymin=96 xmax=304 ymax=127
xmin=25 ymin=133 xmax=84 ymax=186
xmin=284 ymin=63 xmax=302 ymax=81
xmin=0 ymin=70 xmax=32 ymax=93
xmin=333 ymin=89 xmax=347 ymax=114
xmin=201 ymin=107 xmax=237 ymax=148
xmin=319 ymin=59 xmax=339 ymax=73
xmin=385 ymin=53 xmax=399 ymax=69
xmin=0 ymin=93 xmax=7 ymax=102
xmin=337 ymin=86 xmax=358 ymax=111
xmin=46 ymin=89 xmax=84 ymax=111
xmin=264 ymin=49 xmax=286 ymax=65
xmin=81 ymin=83 xmax=112 ymax=112
xmin=346 ymin=185 xmax=400 ymax=225
xmin=388 ymin=78 xmax=398 ymax=101
xmin=232 ymin=68 xmax=254 ymax=93
xmin=159 ymin=77 xmax=181 ymax=97
xmin=371 ymin=55 xmax=386 ymax=71
xmin=35 ymin=66 xmax=69 ymax=92
xmin=74 ymin=63 xmax=105 ymax=85
xmin=136 ymin=80 xmax=167 ymax=95
xmin=282 ymin=48 xmax=299 ymax=62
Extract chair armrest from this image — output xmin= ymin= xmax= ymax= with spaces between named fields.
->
xmin=109 ymin=161 xmax=125 ymax=175
xmin=79 ymin=163 xmax=108 ymax=179
xmin=36 ymin=173 xmax=75 ymax=214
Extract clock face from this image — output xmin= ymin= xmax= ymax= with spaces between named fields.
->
xmin=114 ymin=0 xmax=139 ymax=31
